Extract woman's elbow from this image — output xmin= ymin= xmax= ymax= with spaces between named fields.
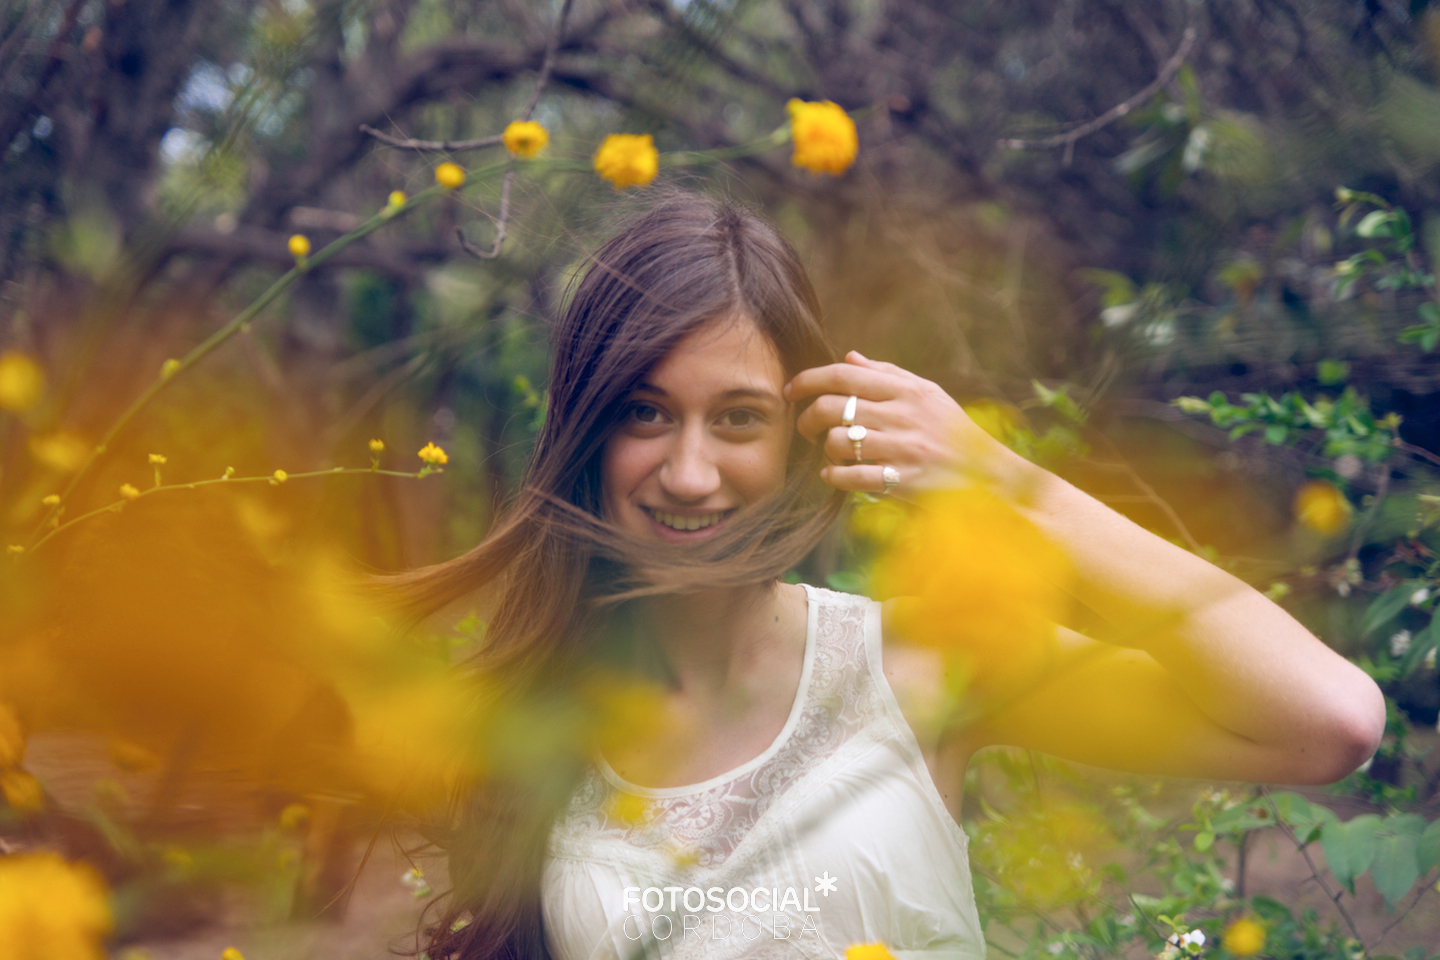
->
xmin=1303 ymin=676 xmax=1387 ymax=785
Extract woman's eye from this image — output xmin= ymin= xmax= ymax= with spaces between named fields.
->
xmin=721 ymin=409 xmax=759 ymax=428
xmin=631 ymin=403 xmax=661 ymax=424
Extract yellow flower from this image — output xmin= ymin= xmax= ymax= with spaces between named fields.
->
xmin=287 ymin=234 xmax=311 ymax=259
xmin=272 ymin=469 xmax=288 ymax=483
xmin=606 ymin=792 xmax=648 ymax=825
xmin=0 ymin=351 xmax=45 ymax=411
xmin=369 ymin=438 xmax=385 ymax=454
xmin=386 ymin=190 xmax=407 ymax=210
xmin=417 ymin=442 xmax=449 ymax=465
xmin=29 ymin=431 xmax=90 ymax=472
xmin=0 ymin=703 xmax=24 ymax=768
xmin=1 ymin=768 xmax=44 ymax=812
xmin=0 ymin=852 xmax=112 ymax=959
xmin=1222 ymin=918 xmax=1266 ymax=956
xmin=787 ymin=98 xmax=858 ymax=175
xmin=847 ymin=945 xmax=898 ymax=960
xmin=435 ymin=162 xmax=466 ymax=189
xmin=1294 ymin=480 xmax=1352 ymax=536
xmin=5 ymin=545 xmax=21 ymax=555
xmin=593 ymin=134 xmax=659 ymax=189
xmin=118 ymin=483 xmax=140 ymax=500
xmin=148 ymin=453 xmax=167 ymax=465
xmin=160 ymin=358 xmax=181 ymax=379
xmin=42 ymin=494 xmax=61 ymax=507
xmin=503 ymin=120 xmax=549 ymax=158
xmin=221 ymin=949 xmax=246 ymax=960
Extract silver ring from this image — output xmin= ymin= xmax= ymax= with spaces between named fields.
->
xmin=847 ymin=423 xmax=867 ymax=461
xmin=841 ymin=395 xmax=858 ymax=428
xmin=881 ymin=465 xmax=900 ymax=495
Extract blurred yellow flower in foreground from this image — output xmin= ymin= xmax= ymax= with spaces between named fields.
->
xmin=435 ymin=162 xmax=466 ymax=189
xmin=594 ymin=134 xmax=659 ymax=189
xmin=272 ymin=469 xmax=288 ymax=483
xmin=1222 ymin=917 xmax=1266 ymax=956
xmin=29 ymin=431 xmax=89 ymax=472
xmin=503 ymin=120 xmax=549 ymax=158
xmin=107 ymin=737 xmax=160 ymax=773
xmin=148 ymin=453 xmax=167 ymax=465
xmin=1294 ymin=479 xmax=1352 ymax=535
xmin=787 ymin=99 xmax=858 ymax=175
xmin=42 ymin=494 xmax=60 ymax=506
xmin=221 ymin=949 xmax=246 ymax=960
xmin=847 ymin=945 xmax=897 ymax=960
xmin=118 ymin=483 xmax=140 ymax=501
xmin=279 ymin=802 xmax=310 ymax=830
xmin=963 ymin=398 xmax=1026 ymax=444
xmin=418 ymin=442 xmax=448 ymax=465
xmin=606 ymin=791 xmax=648 ymax=825
xmin=369 ymin=438 xmax=385 ymax=454
xmin=871 ymin=487 xmax=1070 ymax=697
xmin=0 ymin=704 xmax=24 ymax=767
xmin=287 ymin=234 xmax=311 ymax=259
xmin=0 ymin=853 xmax=112 ymax=960
xmin=386 ymin=190 xmax=406 ymax=211
xmin=0 ymin=351 xmax=45 ymax=411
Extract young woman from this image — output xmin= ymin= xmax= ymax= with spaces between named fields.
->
xmin=396 ymin=190 xmax=1385 ymax=960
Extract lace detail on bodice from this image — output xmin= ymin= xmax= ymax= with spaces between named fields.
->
xmin=547 ymin=587 xmax=885 ymax=871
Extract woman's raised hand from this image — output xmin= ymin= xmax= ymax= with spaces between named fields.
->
xmin=784 ymin=351 xmax=1024 ymax=501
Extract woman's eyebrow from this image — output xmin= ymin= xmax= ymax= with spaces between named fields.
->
xmin=633 ymin=383 xmax=783 ymax=405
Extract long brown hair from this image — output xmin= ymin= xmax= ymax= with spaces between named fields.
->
xmin=392 ymin=189 xmax=845 ymax=959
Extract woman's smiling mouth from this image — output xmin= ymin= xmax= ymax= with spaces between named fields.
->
xmin=642 ymin=507 xmax=735 ymax=534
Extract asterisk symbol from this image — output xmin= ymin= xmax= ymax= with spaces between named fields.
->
xmin=814 ymin=871 xmax=837 ymax=896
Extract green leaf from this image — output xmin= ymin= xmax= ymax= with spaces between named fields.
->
xmin=825 ymin=570 xmax=867 ymax=594
xmin=1194 ymin=831 xmax=1215 ymax=852
xmin=1357 ymin=210 xmax=1397 ymax=238
xmin=1317 ymin=359 xmax=1350 ymax=385
xmin=1418 ymin=302 xmax=1439 ymax=325
xmin=1322 ymin=814 xmax=1382 ymax=893
xmin=1364 ymin=583 xmax=1419 ymax=635
xmin=1418 ymin=820 xmax=1440 ymax=876
xmin=1264 ymin=424 xmax=1288 ymax=444
xmin=1372 ymin=833 xmax=1420 ymax=909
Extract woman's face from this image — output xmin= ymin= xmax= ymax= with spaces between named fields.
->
xmin=601 ymin=317 xmax=793 ymax=544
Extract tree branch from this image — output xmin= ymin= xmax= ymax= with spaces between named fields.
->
xmin=997 ymin=23 xmax=1197 ymax=165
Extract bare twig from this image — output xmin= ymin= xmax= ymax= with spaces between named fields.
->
xmin=358 ymin=125 xmax=504 ymax=152
xmin=519 ymin=0 xmax=575 ymax=122
xmin=1372 ymin=879 xmax=1431 ymax=949
xmin=1347 ymin=466 xmax=1391 ymax=563
xmin=1395 ymin=437 xmax=1440 ymax=470
xmin=997 ymin=23 xmax=1198 ymax=165
xmin=457 ymin=166 xmax=515 ymax=260
xmin=1084 ymin=449 xmax=1204 ymax=553
xmin=1261 ymin=790 xmax=1370 ymax=959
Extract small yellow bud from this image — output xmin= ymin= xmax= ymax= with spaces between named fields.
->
xmin=0 ymin=351 xmax=46 ymax=411
xmin=417 ymin=442 xmax=449 ymax=465
xmin=160 ymin=358 xmax=181 ymax=379
xmin=386 ymin=190 xmax=407 ymax=210
xmin=119 ymin=483 xmax=140 ymax=500
xmin=1294 ymin=480 xmax=1352 ymax=535
xmin=272 ymin=469 xmax=288 ymax=483
xmin=5 ymin=545 xmax=22 ymax=556
xmin=221 ymin=949 xmax=246 ymax=960
xmin=592 ymin=134 xmax=658 ymax=189
xmin=435 ymin=162 xmax=466 ymax=189
xmin=288 ymin=234 xmax=311 ymax=259
xmin=279 ymin=802 xmax=311 ymax=830
xmin=369 ymin=438 xmax=385 ymax=453
xmin=502 ymin=120 xmax=549 ymax=158
xmin=1 ymin=768 xmax=45 ymax=812
xmin=148 ymin=453 xmax=167 ymax=465
xmin=41 ymin=494 xmax=60 ymax=507
xmin=224 ymin=466 xmax=235 ymax=478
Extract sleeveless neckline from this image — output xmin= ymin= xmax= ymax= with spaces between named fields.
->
xmin=593 ymin=582 xmax=819 ymax=799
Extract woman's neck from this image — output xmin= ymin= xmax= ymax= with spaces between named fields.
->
xmin=633 ymin=580 xmax=806 ymax=699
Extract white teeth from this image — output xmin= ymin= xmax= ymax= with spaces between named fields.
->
xmin=651 ymin=510 xmax=724 ymax=531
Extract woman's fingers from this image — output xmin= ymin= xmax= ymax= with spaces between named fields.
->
xmin=796 ymin=394 xmax=883 ymax=444
xmin=784 ymin=361 xmax=902 ymax=405
xmin=820 ymin=463 xmax=903 ymax=496
xmin=821 ymin=424 xmax=908 ymax=467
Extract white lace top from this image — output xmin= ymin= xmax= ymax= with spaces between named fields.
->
xmin=540 ymin=584 xmax=986 ymax=960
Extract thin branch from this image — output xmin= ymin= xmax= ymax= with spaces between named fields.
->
xmin=519 ymin=0 xmax=574 ymax=121
xmin=358 ymin=125 xmax=504 ymax=151
xmin=1347 ymin=466 xmax=1391 ymax=564
xmin=1395 ymin=437 xmax=1440 ymax=470
xmin=997 ymin=23 xmax=1197 ymax=164
xmin=1261 ymin=790 xmax=1370 ymax=960
xmin=457 ymin=166 xmax=515 ymax=260
xmin=1084 ymin=446 xmax=1204 ymax=553
xmin=1372 ymin=878 xmax=1431 ymax=949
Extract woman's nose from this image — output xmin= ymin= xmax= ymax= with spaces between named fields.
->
xmin=659 ymin=431 xmax=720 ymax=502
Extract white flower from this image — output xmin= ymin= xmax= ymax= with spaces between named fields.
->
xmin=1412 ymin=588 xmax=1431 ymax=606
xmin=1390 ymin=630 xmax=1412 ymax=657
xmin=1425 ymin=646 xmax=1437 ymax=671
xmin=1048 ymin=943 xmax=1065 ymax=955
xmin=1181 ymin=930 xmax=1206 ymax=948
xmin=1101 ymin=303 xmax=1139 ymax=328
